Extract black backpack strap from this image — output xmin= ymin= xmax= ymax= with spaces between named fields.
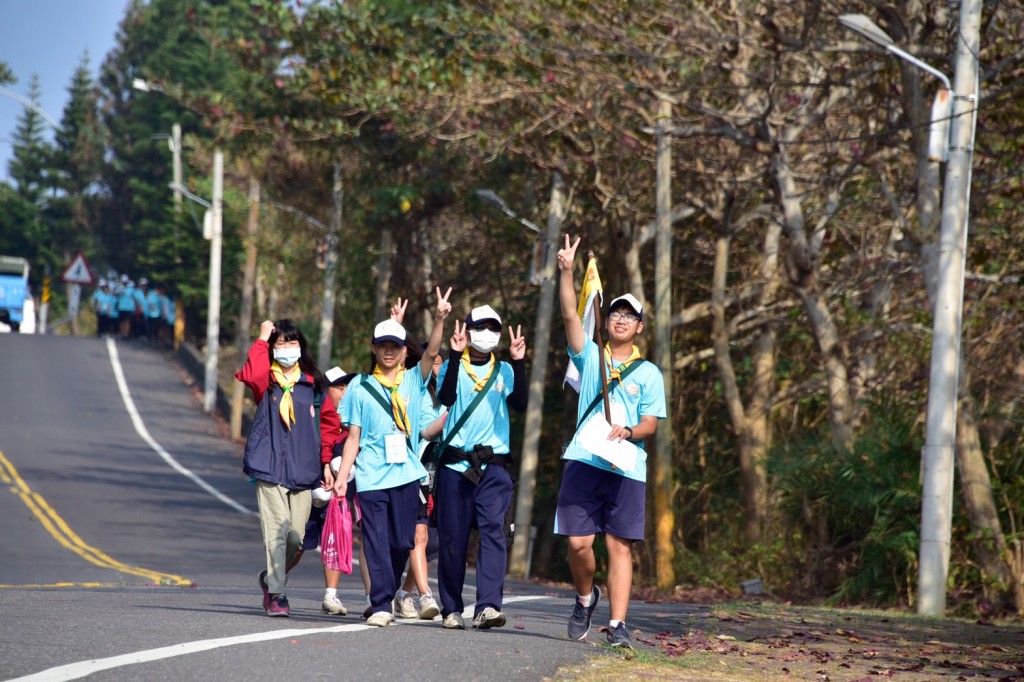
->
xmin=437 ymin=362 xmax=501 ymax=452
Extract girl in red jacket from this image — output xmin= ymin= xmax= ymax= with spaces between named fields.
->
xmin=236 ymin=319 xmax=340 ymax=617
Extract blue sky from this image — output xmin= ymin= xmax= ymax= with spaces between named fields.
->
xmin=0 ymin=0 xmax=128 ymax=181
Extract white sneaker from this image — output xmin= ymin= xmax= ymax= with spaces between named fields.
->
xmin=418 ymin=592 xmax=440 ymax=620
xmin=442 ymin=612 xmax=465 ymax=630
xmin=393 ymin=592 xmax=418 ymax=619
xmin=472 ymin=606 xmax=507 ymax=630
xmin=321 ymin=593 xmax=347 ymax=616
xmin=367 ymin=611 xmax=393 ymax=627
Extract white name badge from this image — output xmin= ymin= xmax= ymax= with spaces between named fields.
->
xmin=385 ymin=433 xmax=408 ymax=464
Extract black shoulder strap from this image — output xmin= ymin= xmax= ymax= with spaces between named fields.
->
xmin=576 ymin=358 xmax=646 ymax=429
xmin=359 ymin=378 xmax=413 ymax=448
xmin=438 ymin=363 xmax=501 ymax=451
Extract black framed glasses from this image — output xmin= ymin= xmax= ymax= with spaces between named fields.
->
xmin=608 ymin=311 xmax=640 ymax=323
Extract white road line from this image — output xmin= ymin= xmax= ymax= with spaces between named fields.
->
xmin=106 ymin=337 xmax=254 ymax=516
xmin=11 ymin=595 xmax=552 ymax=681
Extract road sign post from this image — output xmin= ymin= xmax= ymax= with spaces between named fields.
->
xmin=61 ymin=253 xmax=95 ymax=336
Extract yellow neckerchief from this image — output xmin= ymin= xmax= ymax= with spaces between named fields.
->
xmin=270 ymin=361 xmax=301 ymax=430
xmin=372 ymin=365 xmax=411 ymax=434
xmin=460 ymin=349 xmax=496 ymax=392
xmin=605 ymin=343 xmax=642 ymax=383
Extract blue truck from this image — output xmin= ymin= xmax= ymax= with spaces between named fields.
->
xmin=0 ymin=256 xmax=31 ymax=332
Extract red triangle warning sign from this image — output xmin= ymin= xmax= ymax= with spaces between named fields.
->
xmin=61 ymin=253 xmax=95 ymax=285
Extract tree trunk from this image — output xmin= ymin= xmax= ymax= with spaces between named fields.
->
xmin=652 ymin=97 xmax=676 ymax=590
xmin=772 ymin=148 xmax=854 ymax=451
xmin=956 ymin=384 xmax=1024 ymax=614
xmin=231 ymin=175 xmax=260 ymax=440
xmin=373 ymin=228 xmax=395 ymax=324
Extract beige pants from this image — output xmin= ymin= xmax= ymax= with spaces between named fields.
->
xmin=255 ymin=480 xmax=312 ymax=594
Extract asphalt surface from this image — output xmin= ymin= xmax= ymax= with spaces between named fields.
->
xmin=0 ymin=333 xmax=687 ymax=681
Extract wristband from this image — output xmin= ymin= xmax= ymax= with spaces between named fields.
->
xmin=624 ymin=426 xmax=634 ymax=440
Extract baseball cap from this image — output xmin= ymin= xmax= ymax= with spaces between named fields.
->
xmin=325 ymin=366 xmax=355 ymax=386
xmin=465 ymin=304 xmax=502 ymax=327
xmin=608 ymin=293 xmax=643 ymax=320
xmin=372 ymin=319 xmax=407 ymax=346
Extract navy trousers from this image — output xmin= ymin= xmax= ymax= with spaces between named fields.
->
xmin=436 ymin=464 xmax=513 ymax=617
xmin=358 ymin=480 xmax=419 ymax=614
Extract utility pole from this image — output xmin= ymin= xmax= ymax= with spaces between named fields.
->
xmin=918 ymin=0 xmax=981 ymax=616
xmin=318 ymin=163 xmax=343 ymax=368
xmin=509 ymin=172 xmax=566 ymax=578
xmin=204 ymin=150 xmax=223 ymax=414
xmin=653 ymin=97 xmax=676 ymax=590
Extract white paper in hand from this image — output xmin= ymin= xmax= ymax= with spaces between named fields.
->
xmin=578 ymin=415 xmax=637 ymax=472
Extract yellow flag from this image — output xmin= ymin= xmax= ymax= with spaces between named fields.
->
xmin=565 ymin=255 xmax=603 ymax=392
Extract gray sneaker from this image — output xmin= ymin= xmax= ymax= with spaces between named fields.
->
xmin=442 ymin=612 xmax=465 ymax=630
xmin=472 ymin=606 xmax=506 ymax=630
xmin=606 ymin=621 xmax=635 ymax=649
xmin=393 ymin=592 xmax=417 ymax=619
xmin=567 ymin=585 xmax=600 ymax=640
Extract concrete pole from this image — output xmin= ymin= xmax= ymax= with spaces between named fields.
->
xmin=171 ymin=123 xmax=182 ymax=212
xmin=509 ymin=172 xmax=566 ymax=578
xmin=203 ymin=150 xmax=223 ymax=414
xmin=653 ymin=98 xmax=676 ymax=590
xmin=918 ymin=0 xmax=981 ymax=616
xmin=317 ymin=162 xmax=342 ymax=368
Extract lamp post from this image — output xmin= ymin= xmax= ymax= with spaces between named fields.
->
xmin=133 ymin=78 xmax=223 ymax=414
xmin=840 ymin=3 xmax=981 ymax=616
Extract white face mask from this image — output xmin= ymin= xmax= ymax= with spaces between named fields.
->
xmin=469 ymin=329 xmax=500 ymax=354
xmin=273 ymin=348 xmax=301 ymax=368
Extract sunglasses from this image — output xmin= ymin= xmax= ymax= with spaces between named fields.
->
xmin=467 ymin=321 xmax=501 ymax=332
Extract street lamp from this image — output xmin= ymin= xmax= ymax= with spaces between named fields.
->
xmin=133 ymin=78 xmax=223 ymax=415
xmin=840 ymin=5 xmax=981 ymax=616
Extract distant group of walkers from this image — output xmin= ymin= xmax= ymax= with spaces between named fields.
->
xmin=91 ymin=273 xmax=175 ymax=342
xmin=234 ymin=235 xmax=666 ymax=650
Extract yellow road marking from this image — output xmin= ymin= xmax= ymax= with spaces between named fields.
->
xmin=0 ymin=450 xmax=192 ymax=587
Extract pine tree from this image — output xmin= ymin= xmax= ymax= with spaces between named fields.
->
xmin=48 ymin=52 xmax=105 ymax=259
xmin=4 ymin=74 xmax=55 ymax=269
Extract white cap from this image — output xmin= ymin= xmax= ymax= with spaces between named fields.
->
xmin=311 ymin=487 xmax=333 ymax=508
xmin=608 ymin=293 xmax=643 ymax=320
xmin=372 ymin=319 xmax=407 ymax=346
xmin=325 ymin=366 xmax=354 ymax=386
xmin=466 ymin=304 xmax=501 ymax=326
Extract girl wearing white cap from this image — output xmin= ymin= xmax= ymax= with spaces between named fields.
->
xmin=332 ymin=287 xmax=452 ymax=627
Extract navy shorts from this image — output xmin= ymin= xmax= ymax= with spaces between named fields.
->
xmin=554 ymin=461 xmax=646 ymax=541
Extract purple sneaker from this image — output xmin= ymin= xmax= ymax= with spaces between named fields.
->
xmin=259 ymin=570 xmax=270 ymax=613
xmin=267 ymin=594 xmax=290 ymax=617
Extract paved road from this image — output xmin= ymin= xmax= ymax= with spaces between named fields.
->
xmin=0 ymin=333 xmax=685 ymax=681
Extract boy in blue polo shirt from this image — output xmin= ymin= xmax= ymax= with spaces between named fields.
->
xmin=332 ymin=287 xmax=452 ymax=627
xmin=554 ymin=235 xmax=666 ymax=649
xmin=434 ymin=304 xmax=528 ymax=630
